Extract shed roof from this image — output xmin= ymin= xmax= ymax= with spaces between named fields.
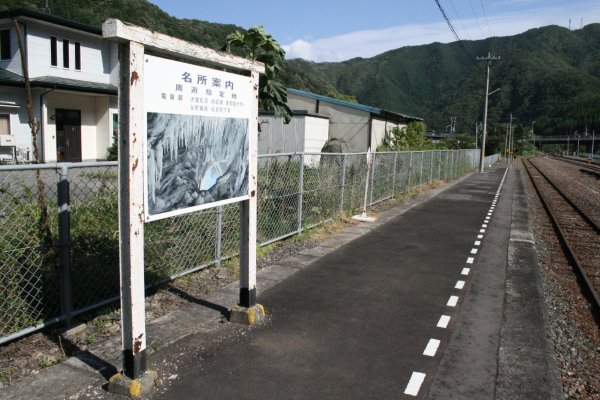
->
xmin=287 ymin=88 xmax=422 ymax=123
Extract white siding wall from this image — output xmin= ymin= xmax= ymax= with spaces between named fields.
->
xmin=319 ymin=102 xmax=370 ymax=153
xmin=26 ymin=23 xmax=111 ymax=83
xmin=44 ymin=92 xmax=103 ymax=162
xmin=257 ymin=115 xmax=305 ymax=154
xmin=0 ymin=22 xmax=23 ymax=75
xmin=0 ymin=88 xmax=33 ymax=161
xmin=370 ymin=118 xmax=405 ymax=150
xmin=304 ymin=116 xmax=329 ymax=153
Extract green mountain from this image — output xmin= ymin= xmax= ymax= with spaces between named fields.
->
xmin=286 ymin=25 xmax=600 ymax=137
xmin=0 ymin=0 xmax=242 ymax=51
xmin=4 ymin=0 xmax=599 ymax=138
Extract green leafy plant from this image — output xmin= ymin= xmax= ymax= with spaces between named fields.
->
xmin=223 ymin=26 xmax=292 ymax=124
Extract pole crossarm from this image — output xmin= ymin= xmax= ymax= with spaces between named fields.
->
xmin=102 ymin=19 xmax=265 ymax=75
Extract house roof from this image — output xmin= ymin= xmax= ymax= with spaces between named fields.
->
xmin=0 ymin=69 xmax=24 ymax=86
xmin=31 ymin=76 xmax=117 ymax=95
xmin=287 ymin=88 xmax=422 ymax=123
xmin=0 ymin=9 xmax=101 ymax=35
xmin=0 ymin=71 xmax=118 ymax=95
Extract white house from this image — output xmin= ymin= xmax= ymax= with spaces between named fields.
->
xmin=0 ymin=9 xmax=118 ymax=163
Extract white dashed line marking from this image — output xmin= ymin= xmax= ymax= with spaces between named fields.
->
xmin=466 ymin=257 xmax=475 ymax=264
xmin=423 ymin=339 xmax=441 ymax=357
xmin=404 ymin=372 xmax=426 ymax=396
xmin=455 ymin=280 xmax=465 ymax=289
xmin=447 ymin=295 xmax=459 ymax=307
xmin=474 ymin=240 xmax=481 ymax=246
xmin=461 ymin=267 xmax=470 ymax=275
xmin=480 ymin=229 xmax=486 ymax=233
xmin=437 ymin=315 xmax=451 ymax=328
xmin=482 ymin=224 xmax=488 ymax=228
xmin=470 ymin=248 xmax=478 ymax=254
xmin=477 ymin=234 xmax=483 ymax=239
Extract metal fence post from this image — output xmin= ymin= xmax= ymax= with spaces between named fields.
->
xmin=340 ymin=154 xmax=347 ymax=214
xmin=57 ymin=165 xmax=72 ymax=327
xmin=369 ymin=152 xmax=376 ymax=205
xmin=408 ymin=151 xmax=413 ymax=189
xmin=297 ymin=153 xmax=304 ymax=233
xmin=215 ymin=205 xmax=223 ymax=266
xmin=419 ymin=151 xmax=424 ymax=185
xmin=392 ymin=152 xmax=398 ymax=196
xmin=429 ymin=151 xmax=433 ymax=182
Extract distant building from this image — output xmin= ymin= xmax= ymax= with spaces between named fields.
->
xmin=258 ymin=88 xmax=422 ymax=154
xmin=0 ymin=9 xmax=118 ymax=163
xmin=426 ymin=130 xmax=457 ymax=143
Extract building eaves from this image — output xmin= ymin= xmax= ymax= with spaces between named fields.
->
xmin=0 ymin=9 xmax=101 ymax=36
xmin=378 ymin=109 xmax=423 ymax=123
xmin=30 ymin=76 xmax=117 ymax=95
xmin=0 ymin=69 xmax=24 ymax=86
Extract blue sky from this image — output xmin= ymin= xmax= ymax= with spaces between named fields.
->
xmin=149 ymin=0 xmax=600 ymax=62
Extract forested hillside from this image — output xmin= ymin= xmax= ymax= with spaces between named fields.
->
xmin=3 ymin=0 xmax=599 ymax=138
xmin=287 ymin=24 xmax=600 ymax=137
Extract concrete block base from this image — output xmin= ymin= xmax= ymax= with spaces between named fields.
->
xmin=107 ymin=370 xmax=158 ymax=398
xmin=228 ymin=304 xmax=266 ymax=326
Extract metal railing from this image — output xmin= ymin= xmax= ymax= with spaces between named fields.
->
xmin=0 ymin=149 xmax=490 ymax=343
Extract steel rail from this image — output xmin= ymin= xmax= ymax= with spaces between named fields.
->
xmin=530 ymin=158 xmax=600 ymax=235
xmin=523 ymin=158 xmax=600 ymax=324
xmin=551 ymin=155 xmax=600 ymax=173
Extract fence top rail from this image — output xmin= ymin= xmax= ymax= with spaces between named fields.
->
xmin=0 ymin=161 xmax=118 ymax=172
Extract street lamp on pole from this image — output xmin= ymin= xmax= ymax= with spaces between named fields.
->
xmin=531 ymin=120 xmax=536 ymax=149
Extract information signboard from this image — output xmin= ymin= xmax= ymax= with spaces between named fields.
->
xmin=144 ymin=54 xmax=253 ymax=221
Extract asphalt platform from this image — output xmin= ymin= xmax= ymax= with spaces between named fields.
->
xmin=3 ymin=162 xmax=562 ymax=399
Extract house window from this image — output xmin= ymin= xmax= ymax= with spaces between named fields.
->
xmin=74 ymin=41 xmax=81 ymax=70
xmin=0 ymin=29 xmax=10 ymax=60
xmin=0 ymin=114 xmax=10 ymax=135
xmin=62 ymin=39 xmax=69 ymax=68
xmin=50 ymin=36 xmax=57 ymax=66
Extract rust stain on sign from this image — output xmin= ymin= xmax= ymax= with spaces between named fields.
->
xmin=130 ymin=71 xmax=139 ymax=86
xmin=251 ymin=190 xmax=256 ymax=197
xmin=132 ymin=158 xmax=139 ymax=172
xmin=133 ymin=333 xmax=144 ymax=354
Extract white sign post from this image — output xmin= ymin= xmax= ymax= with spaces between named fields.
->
xmin=103 ymin=19 xmax=264 ymax=397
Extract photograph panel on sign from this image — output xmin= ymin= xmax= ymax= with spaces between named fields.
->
xmin=147 ymin=113 xmax=249 ymax=218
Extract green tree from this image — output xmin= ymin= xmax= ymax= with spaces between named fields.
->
xmin=379 ymin=121 xmax=432 ymax=151
xmin=223 ymin=26 xmax=292 ymax=123
xmin=443 ymin=133 xmax=476 ymax=149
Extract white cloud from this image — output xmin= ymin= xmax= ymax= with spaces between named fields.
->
xmin=283 ymin=4 xmax=600 ymax=62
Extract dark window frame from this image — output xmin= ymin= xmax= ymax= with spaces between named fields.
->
xmin=50 ymin=36 xmax=57 ymax=66
xmin=74 ymin=41 xmax=81 ymax=70
xmin=0 ymin=114 xmax=11 ymax=135
xmin=62 ymin=38 xmax=69 ymax=68
xmin=0 ymin=29 xmax=10 ymax=60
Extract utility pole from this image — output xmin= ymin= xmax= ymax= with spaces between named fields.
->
xmin=475 ymin=121 xmax=479 ymax=150
xmin=508 ymin=114 xmax=513 ymax=163
xmin=504 ymin=123 xmax=509 ymax=158
xmin=477 ymin=52 xmax=501 ymax=172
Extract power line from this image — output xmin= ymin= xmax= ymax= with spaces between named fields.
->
xmin=448 ymin=0 xmax=472 ymax=41
xmin=433 ymin=0 xmax=474 ymax=60
xmin=478 ymin=0 xmax=493 ymax=36
xmin=468 ymin=0 xmax=485 ymax=36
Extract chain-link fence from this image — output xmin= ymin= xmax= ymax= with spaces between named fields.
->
xmin=0 ymin=149 xmax=491 ymax=343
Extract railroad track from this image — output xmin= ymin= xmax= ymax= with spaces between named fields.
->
xmin=523 ymin=157 xmax=600 ymax=324
xmin=551 ymin=155 xmax=600 ymax=174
